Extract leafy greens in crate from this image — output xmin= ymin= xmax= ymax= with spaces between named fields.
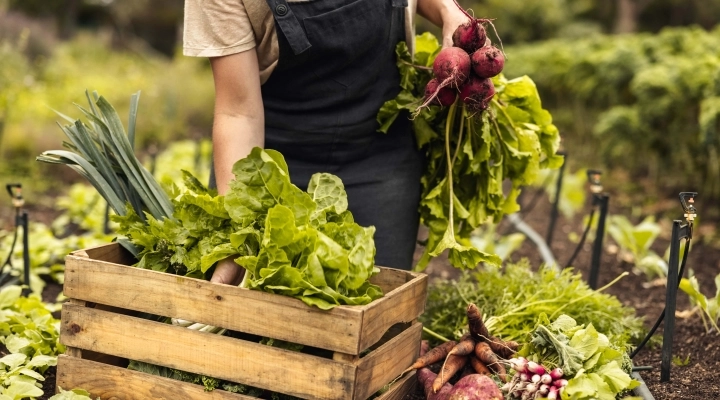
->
xmin=37 ymin=92 xmax=382 ymax=310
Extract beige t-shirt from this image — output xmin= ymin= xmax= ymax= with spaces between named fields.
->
xmin=183 ymin=0 xmax=417 ymax=84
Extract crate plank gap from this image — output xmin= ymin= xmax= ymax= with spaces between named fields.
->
xmin=57 ymin=243 xmax=427 ymax=400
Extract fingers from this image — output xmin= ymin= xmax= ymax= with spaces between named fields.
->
xmin=210 ymin=257 xmax=245 ymax=285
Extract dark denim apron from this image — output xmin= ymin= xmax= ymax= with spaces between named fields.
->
xmin=263 ymin=0 xmax=423 ymax=269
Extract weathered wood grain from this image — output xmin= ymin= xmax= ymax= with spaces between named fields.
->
xmin=353 ymin=322 xmax=422 ymax=400
xmin=374 ymin=370 xmax=417 ymax=400
xmin=56 ymin=355 xmax=255 ymax=400
xmin=60 ymin=304 xmax=356 ymax=400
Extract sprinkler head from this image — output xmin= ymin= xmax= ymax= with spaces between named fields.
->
xmin=679 ymin=192 xmax=698 ymax=223
xmin=586 ymin=170 xmax=603 ymax=194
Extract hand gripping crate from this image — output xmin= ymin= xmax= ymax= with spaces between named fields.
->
xmin=56 ymin=243 xmax=426 ymax=400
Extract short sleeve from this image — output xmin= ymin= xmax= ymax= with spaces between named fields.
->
xmin=183 ymin=0 xmax=257 ymax=57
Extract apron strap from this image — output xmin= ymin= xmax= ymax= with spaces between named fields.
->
xmin=392 ymin=0 xmax=407 ymax=7
xmin=265 ymin=0 xmax=312 ymax=55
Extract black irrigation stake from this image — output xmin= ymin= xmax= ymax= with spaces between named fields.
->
xmin=545 ymin=151 xmax=567 ymax=246
xmin=660 ymin=192 xmax=697 ymax=382
xmin=1 ymin=184 xmax=30 ymax=293
xmin=587 ymin=170 xmax=609 ymax=290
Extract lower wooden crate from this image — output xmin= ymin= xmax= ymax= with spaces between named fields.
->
xmin=56 ymin=356 xmax=418 ymax=400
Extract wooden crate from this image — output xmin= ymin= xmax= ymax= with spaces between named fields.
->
xmin=57 ymin=243 xmax=427 ymax=400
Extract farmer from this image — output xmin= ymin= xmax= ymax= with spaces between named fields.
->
xmin=183 ymin=0 xmax=468 ymax=282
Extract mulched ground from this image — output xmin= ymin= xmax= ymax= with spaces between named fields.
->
xmin=417 ymin=187 xmax=720 ymax=400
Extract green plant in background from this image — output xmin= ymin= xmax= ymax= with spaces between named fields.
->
xmin=421 ymin=261 xmax=644 ymax=347
xmin=0 ymin=285 xmax=63 ymax=399
xmin=503 ymin=26 xmax=720 ymax=197
xmin=606 ymin=215 xmax=668 ymax=279
xmin=469 ymin=224 xmax=525 ymax=263
xmin=533 ymin=167 xmax=588 ymax=219
xmin=679 ymin=273 xmax=720 ymax=334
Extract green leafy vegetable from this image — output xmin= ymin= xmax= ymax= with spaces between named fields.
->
xmin=377 ymin=33 xmax=563 ymax=270
xmin=421 ymin=261 xmax=644 ymax=347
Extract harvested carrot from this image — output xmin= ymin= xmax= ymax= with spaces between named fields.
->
xmin=433 ymin=354 xmax=469 ymax=393
xmin=404 ymin=340 xmax=457 ymax=374
xmin=447 ymin=333 xmax=476 ymax=357
xmin=467 ymin=304 xmax=489 ymax=340
xmin=474 ymin=342 xmax=507 ymax=382
xmin=486 ymin=336 xmax=519 ymax=359
xmin=469 ymin=356 xmax=493 ymax=376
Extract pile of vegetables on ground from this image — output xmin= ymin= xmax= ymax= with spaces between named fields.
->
xmin=377 ymin=30 xmax=563 ymax=271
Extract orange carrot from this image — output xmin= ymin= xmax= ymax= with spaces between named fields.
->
xmin=467 ymin=303 xmax=489 ymax=340
xmin=474 ymin=341 xmax=507 ymax=382
xmin=404 ymin=340 xmax=457 ymax=374
xmin=487 ymin=336 xmax=519 ymax=359
xmin=469 ymin=356 xmax=493 ymax=376
xmin=433 ymin=354 xmax=469 ymax=393
xmin=447 ymin=332 xmax=476 ymax=357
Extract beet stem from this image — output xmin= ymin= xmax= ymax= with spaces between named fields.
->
xmin=444 ymin=102 xmax=458 ymax=238
xmin=451 ymin=0 xmax=472 ymax=20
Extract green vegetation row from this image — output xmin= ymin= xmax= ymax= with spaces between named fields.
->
xmin=503 ymin=25 xmax=720 ymax=197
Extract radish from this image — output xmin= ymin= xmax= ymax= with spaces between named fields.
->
xmin=459 ymin=74 xmax=495 ymax=112
xmin=547 ymin=386 xmax=558 ymax=400
xmin=531 ymin=374 xmax=541 ymax=384
xmin=526 ymin=361 xmax=546 ymax=375
xmin=471 ymin=46 xmax=505 ymax=78
xmin=509 ymin=357 xmax=528 ymax=373
xmin=425 ymin=78 xmax=458 ymax=107
xmin=540 ymin=373 xmax=552 ymax=384
xmin=553 ymin=379 xmax=568 ymax=388
xmin=549 ymin=368 xmax=563 ymax=380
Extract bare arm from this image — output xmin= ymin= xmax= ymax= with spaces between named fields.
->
xmin=416 ymin=0 xmax=469 ymax=47
xmin=208 ymin=50 xmax=264 ymax=285
xmin=209 ymin=50 xmax=265 ymax=195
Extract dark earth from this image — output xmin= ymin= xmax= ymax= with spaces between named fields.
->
xmin=10 ymin=185 xmax=718 ymax=400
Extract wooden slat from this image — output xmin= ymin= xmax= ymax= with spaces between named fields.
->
xmin=57 ymin=355 xmax=254 ymax=400
xmin=353 ymin=322 xmax=422 ymax=400
xmin=368 ymin=268 xmax=411 ymax=295
xmin=71 ymin=243 xmax=136 ymax=266
xmin=60 ymin=304 xmax=356 ymax=400
xmin=375 ymin=370 xmax=417 ymax=400
xmin=64 ymin=254 xmax=364 ymax=354
xmin=357 ymin=274 xmax=427 ymax=352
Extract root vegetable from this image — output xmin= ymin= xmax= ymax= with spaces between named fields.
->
xmin=541 ymin=373 xmax=552 ymax=385
xmin=432 ymin=47 xmax=471 ymax=89
xmin=452 ymin=20 xmax=487 ymax=54
xmin=420 ymin=340 xmax=430 ymax=357
xmin=466 ymin=303 xmax=490 ymax=340
xmin=448 ymin=333 xmax=476 ymax=357
xmin=446 ymin=374 xmax=503 ymax=400
xmin=459 ymin=75 xmax=495 ymax=113
xmin=404 ymin=340 xmax=457 ymax=374
xmin=425 ymin=78 xmax=457 ymax=107
xmin=526 ymin=361 xmax=546 ymax=376
xmin=553 ymin=379 xmax=568 ymax=388
xmin=469 ymin=356 xmax=493 ymax=376
xmin=433 ymin=354 xmax=469 ymax=393
xmin=471 ymin=46 xmax=505 ymax=79
xmin=474 ymin=342 xmax=507 ymax=382
xmin=418 ymin=368 xmax=453 ymax=400
xmin=549 ymin=368 xmax=563 ymax=380
xmin=487 ymin=336 xmax=519 ymax=359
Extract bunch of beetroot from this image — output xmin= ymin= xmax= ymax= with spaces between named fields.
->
xmin=422 ymin=11 xmax=505 ymax=113
xmin=502 ymin=357 xmax=568 ymax=400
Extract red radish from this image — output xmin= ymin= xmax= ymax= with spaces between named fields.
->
xmin=541 ymin=373 xmax=552 ymax=384
xmin=459 ymin=75 xmax=495 ymax=113
xmin=471 ymin=46 xmax=505 ymax=78
xmin=425 ymin=78 xmax=458 ymax=107
xmin=432 ymin=47 xmax=471 ymax=88
xmin=452 ymin=20 xmax=487 ymax=54
xmin=547 ymin=386 xmax=558 ymax=400
xmin=553 ymin=379 xmax=568 ymax=388
xmin=526 ymin=361 xmax=546 ymax=375
xmin=549 ymin=368 xmax=564 ymax=380
xmin=531 ymin=374 xmax=541 ymax=384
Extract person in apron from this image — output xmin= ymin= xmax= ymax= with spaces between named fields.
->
xmin=184 ymin=0 xmax=468 ymax=283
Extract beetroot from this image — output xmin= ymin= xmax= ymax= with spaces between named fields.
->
xmin=446 ymin=374 xmax=503 ymax=400
xmin=432 ymin=47 xmax=471 ymax=89
xmin=418 ymin=368 xmax=454 ymax=400
xmin=459 ymin=75 xmax=495 ymax=113
xmin=425 ymin=78 xmax=458 ymax=107
xmin=471 ymin=47 xmax=505 ymax=78
xmin=452 ymin=20 xmax=487 ymax=54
